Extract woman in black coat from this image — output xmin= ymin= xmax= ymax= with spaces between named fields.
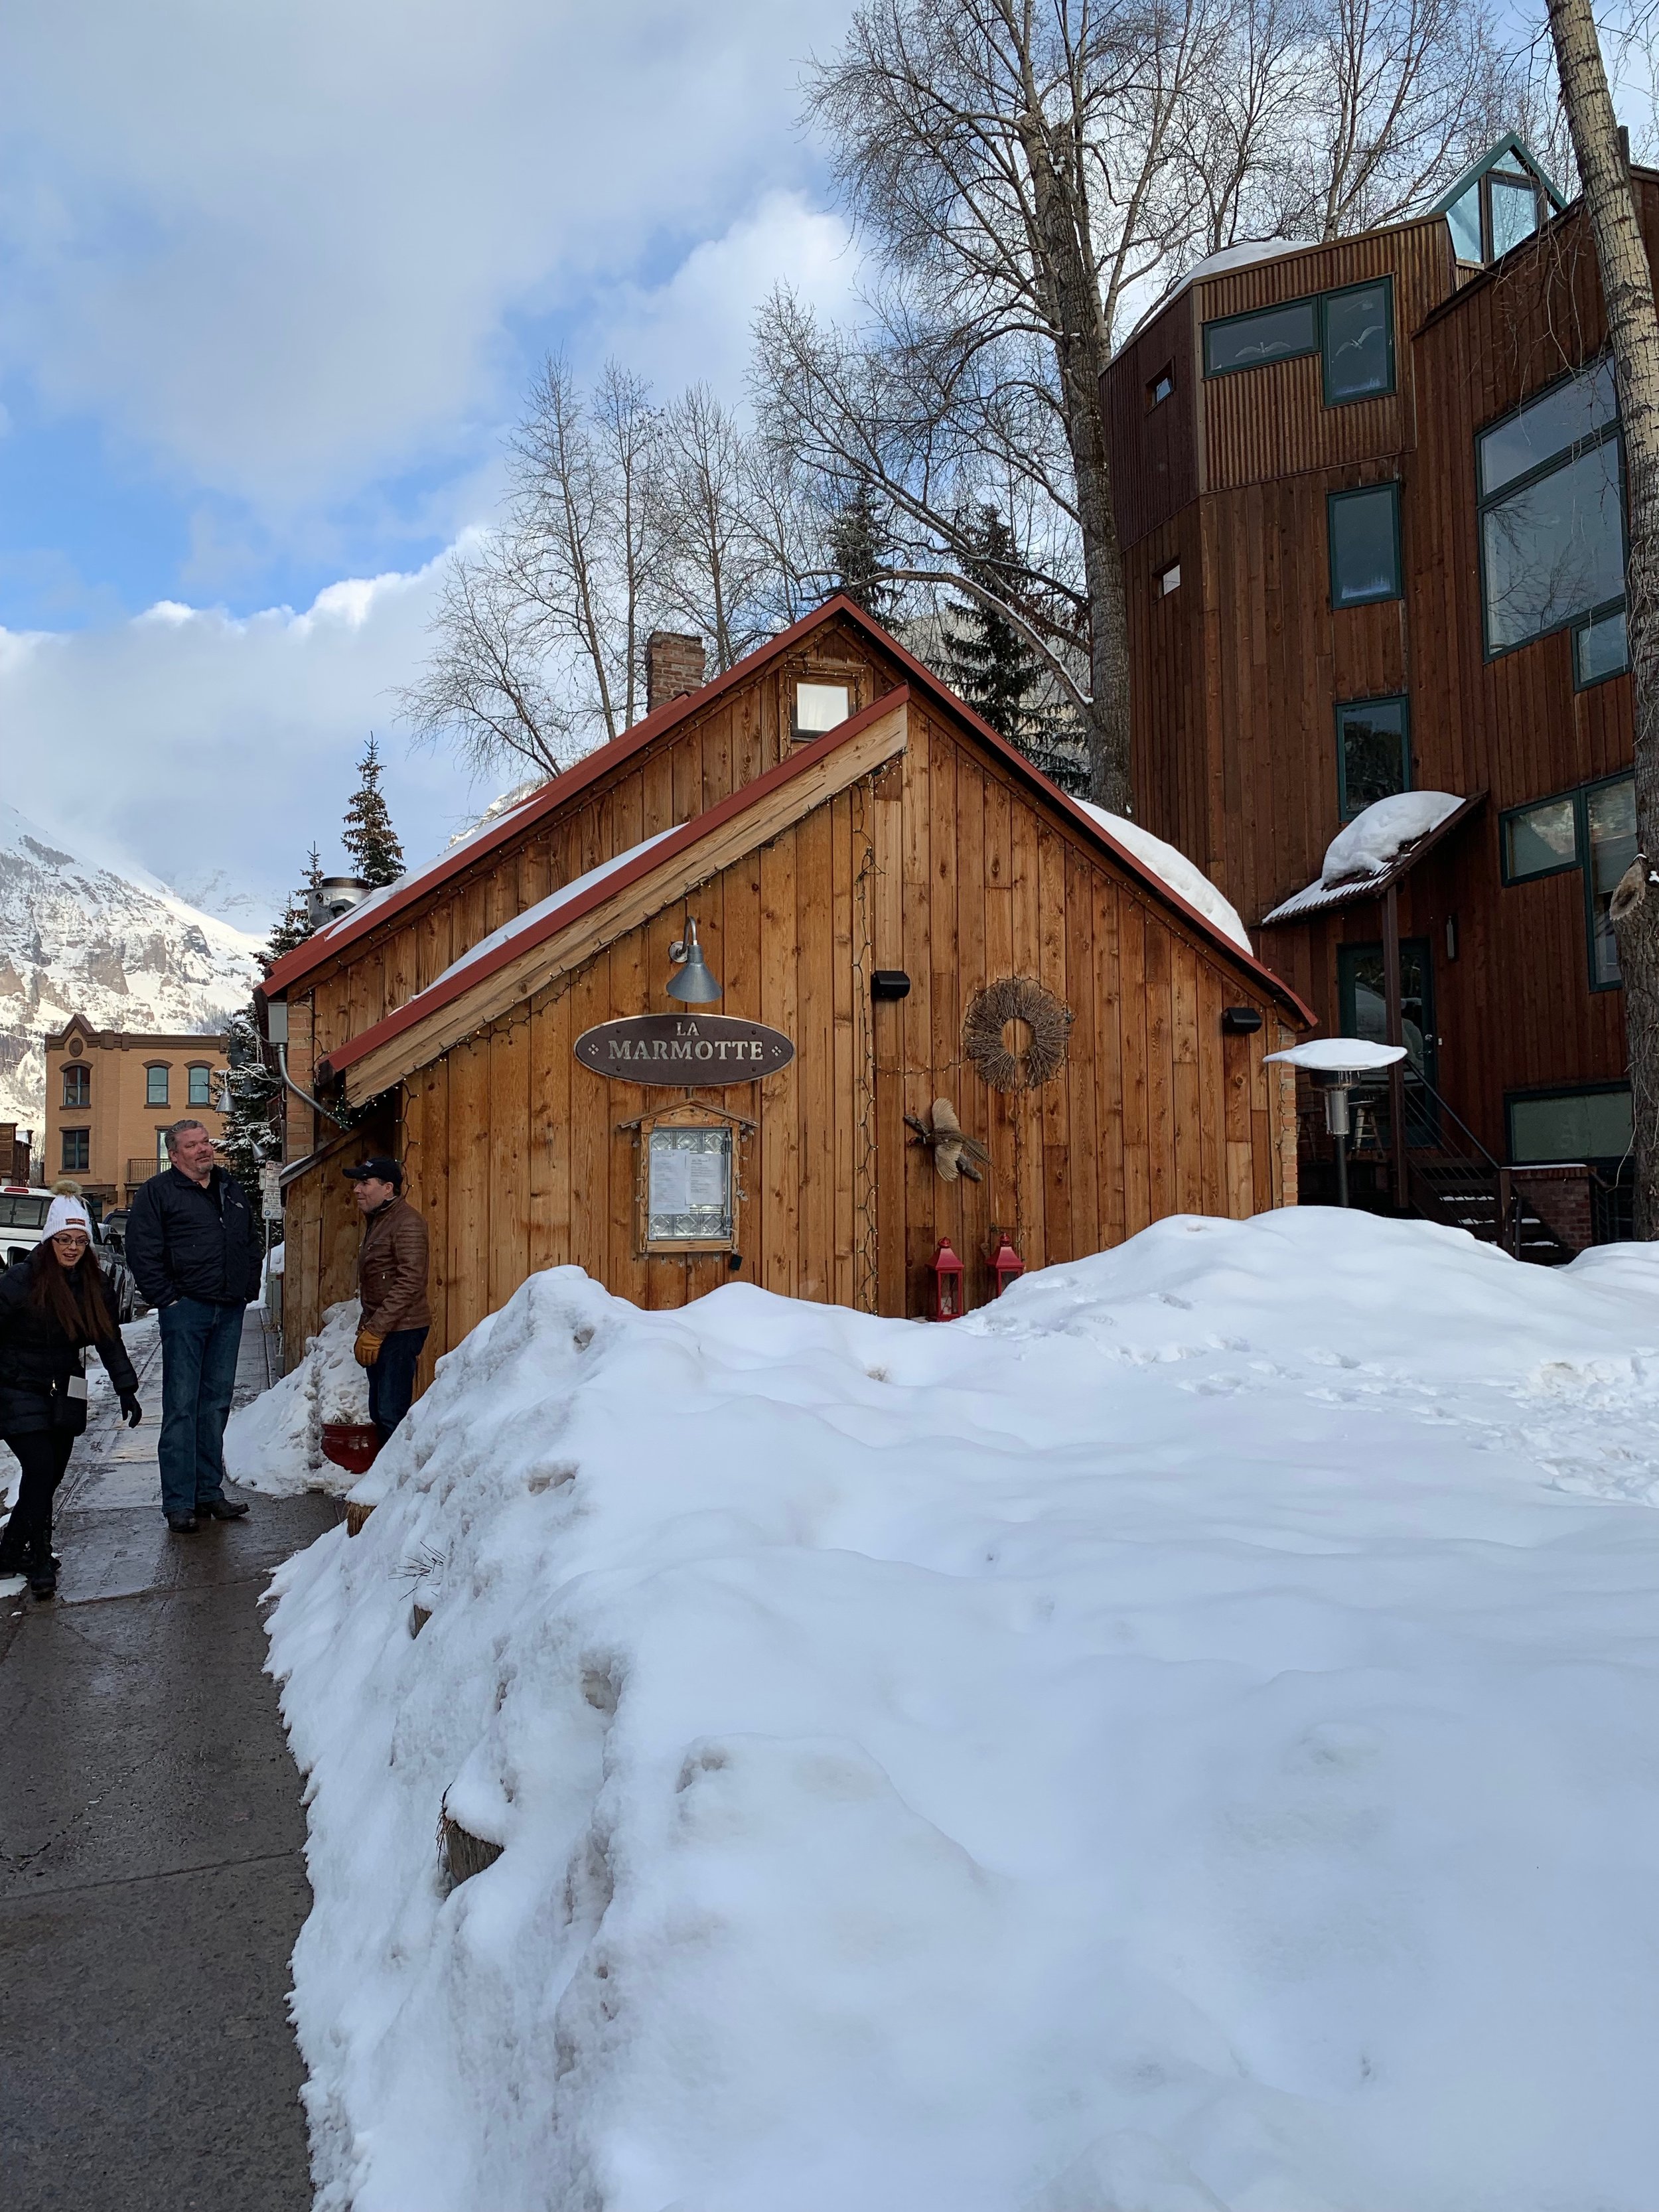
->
xmin=0 ymin=1199 xmax=142 ymax=1597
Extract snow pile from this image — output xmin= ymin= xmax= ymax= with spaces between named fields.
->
xmin=225 ymin=1297 xmax=365 ymax=1495
xmin=268 ymin=1211 xmax=1659 ymax=2211
xmin=1078 ymin=802 xmax=1253 ymax=952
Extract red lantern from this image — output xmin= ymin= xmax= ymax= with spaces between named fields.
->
xmin=928 ymin=1236 xmax=964 ymax=1321
xmin=989 ymin=1234 xmax=1025 ymax=1297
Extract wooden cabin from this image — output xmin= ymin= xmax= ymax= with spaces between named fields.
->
xmin=1102 ymin=138 xmax=1650 ymax=1243
xmin=261 ymin=599 xmax=1309 ymax=1379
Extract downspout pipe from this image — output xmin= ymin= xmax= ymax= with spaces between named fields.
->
xmin=263 ymin=997 xmax=344 ymax=1129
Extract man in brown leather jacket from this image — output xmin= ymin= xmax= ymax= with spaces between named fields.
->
xmin=343 ymin=1157 xmax=431 ymax=1442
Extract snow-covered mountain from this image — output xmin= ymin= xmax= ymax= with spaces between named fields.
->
xmin=0 ymin=802 xmax=263 ymax=1134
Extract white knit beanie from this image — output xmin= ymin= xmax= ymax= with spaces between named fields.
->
xmin=44 ymin=1195 xmax=92 ymax=1238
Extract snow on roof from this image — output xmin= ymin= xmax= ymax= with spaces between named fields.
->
xmin=422 ymin=828 xmax=680 ymax=997
xmin=1121 ymin=236 xmax=1311 ymax=345
xmin=1076 ymin=804 xmax=1252 ymax=952
xmin=1262 ymin=792 xmax=1465 ymax=924
xmin=307 ymin=785 xmax=557 ymax=953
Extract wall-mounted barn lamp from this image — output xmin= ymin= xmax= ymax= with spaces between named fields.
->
xmin=871 ymin=970 xmax=912 ymax=1001
xmin=1222 ymin=1005 xmax=1263 ymax=1035
xmin=666 ymin=919 xmax=721 ymax=1003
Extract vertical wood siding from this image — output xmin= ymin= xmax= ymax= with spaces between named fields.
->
xmin=1113 ymin=182 xmax=1659 ymax=1163
xmin=280 ymin=680 xmax=1295 ymax=1369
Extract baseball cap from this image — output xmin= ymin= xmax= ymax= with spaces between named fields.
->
xmin=342 ymin=1155 xmax=403 ymax=1187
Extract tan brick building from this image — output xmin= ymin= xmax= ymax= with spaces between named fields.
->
xmin=43 ymin=1017 xmax=230 ymax=1212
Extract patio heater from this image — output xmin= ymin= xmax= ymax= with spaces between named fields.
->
xmin=1266 ymin=1039 xmax=1407 ymax=1209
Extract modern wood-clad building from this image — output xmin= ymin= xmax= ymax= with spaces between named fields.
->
xmin=1102 ymin=137 xmax=1648 ymax=1234
xmin=261 ymin=599 xmax=1309 ymax=1377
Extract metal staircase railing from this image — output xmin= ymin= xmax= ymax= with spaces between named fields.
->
xmin=1392 ymin=1074 xmax=1577 ymax=1263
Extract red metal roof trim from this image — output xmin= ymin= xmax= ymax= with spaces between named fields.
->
xmin=267 ymin=589 xmax=1310 ymax=1027
xmin=317 ymin=688 xmax=912 ymax=1082
xmin=261 ymin=595 xmax=893 ymax=996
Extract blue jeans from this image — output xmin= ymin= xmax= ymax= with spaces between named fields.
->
xmin=158 ymin=1297 xmax=244 ymax=1517
xmin=368 ymin=1328 xmax=428 ymax=1444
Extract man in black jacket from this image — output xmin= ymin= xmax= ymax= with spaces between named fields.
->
xmin=125 ymin=1118 xmax=261 ymax=1533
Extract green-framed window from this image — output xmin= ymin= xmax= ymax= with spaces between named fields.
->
xmin=1321 ymin=279 xmax=1395 ymax=405
xmin=1336 ymin=938 xmax=1437 ymax=1086
xmin=145 ymin=1063 xmax=170 ymax=1107
xmin=1202 ymin=277 xmax=1396 ymax=405
xmin=1335 ymin=696 xmax=1410 ymax=818
xmin=1203 ymin=298 xmax=1318 ymax=377
xmin=1434 ymin=137 xmax=1566 ymax=269
xmin=1329 ymin=482 xmax=1402 ymax=607
xmin=1499 ymin=770 xmax=1636 ymax=989
xmin=1506 ymin=1083 xmax=1632 ymax=1165
xmin=1502 ymin=793 xmax=1579 ymax=883
xmin=1478 ymin=358 xmax=1625 ymax=659
xmin=1573 ymin=600 xmax=1629 ymax=688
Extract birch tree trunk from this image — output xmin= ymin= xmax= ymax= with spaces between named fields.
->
xmin=1547 ymin=0 xmax=1659 ymax=1236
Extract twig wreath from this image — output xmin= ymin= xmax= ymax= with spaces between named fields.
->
xmin=962 ymin=976 xmax=1074 ymax=1092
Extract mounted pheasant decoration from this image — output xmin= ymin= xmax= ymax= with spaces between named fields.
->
xmin=905 ymin=1098 xmax=990 ymax=1183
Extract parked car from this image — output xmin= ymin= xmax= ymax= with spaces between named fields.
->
xmin=0 ymin=1187 xmax=144 ymax=1323
xmin=101 ymin=1207 xmax=131 ymax=1258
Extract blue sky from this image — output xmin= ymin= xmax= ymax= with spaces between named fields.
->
xmin=0 ymin=0 xmax=859 ymax=923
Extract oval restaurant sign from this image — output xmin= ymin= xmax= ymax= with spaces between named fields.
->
xmin=574 ymin=1013 xmax=796 ymax=1086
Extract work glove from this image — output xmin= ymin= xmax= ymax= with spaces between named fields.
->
xmin=354 ymin=1329 xmax=384 ymax=1369
xmin=119 ymin=1391 xmax=143 ymax=1428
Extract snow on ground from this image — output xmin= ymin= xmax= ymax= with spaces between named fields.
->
xmin=225 ymin=1297 xmax=366 ymax=1495
xmin=267 ymin=1211 xmax=1659 ymax=2212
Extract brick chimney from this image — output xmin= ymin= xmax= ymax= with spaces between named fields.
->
xmin=645 ymin=631 xmax=706 ymax=715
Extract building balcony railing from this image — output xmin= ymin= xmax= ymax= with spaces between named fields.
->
xmin=127 ymin=1159 xmax=165 ymax=1187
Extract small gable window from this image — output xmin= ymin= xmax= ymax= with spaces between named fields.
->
xmin=1157 ymin=561 xmax=1182 ymax=596
xmin=1147 ymin=365 xmax=1175 ymax=407
xmin=794 ymin=682 xmax=851 ymax=738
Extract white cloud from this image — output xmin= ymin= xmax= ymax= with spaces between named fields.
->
xmin=0 ymin=0 xmax=855 ymax=520
xmin=0 ymin=556 xmax=491 ymax=923
xmin=591 ymin=190 xmax=861 ymax=400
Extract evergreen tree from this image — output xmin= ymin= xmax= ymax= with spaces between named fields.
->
xmin=340 ymin=735 xmax=405 ymax=886
xmin=220 ymin=846 xmax=323 ymax=1224
xmin=827 ymin=487 xmax=894 ymax=620
xmin=219 ymin=1003 xmax=283 ymax=1220
xmin=946 ymin=506 xmax=1088 ymax=798
xmin=265 ymin=846 xmax=326 ymax=959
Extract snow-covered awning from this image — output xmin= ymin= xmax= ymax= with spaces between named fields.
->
xmin=1259 ymin=792 xmax=1484 ymax=926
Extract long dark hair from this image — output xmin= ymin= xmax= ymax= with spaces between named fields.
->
xmin=28 ymin=1237 xmax=113 ymax=1344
